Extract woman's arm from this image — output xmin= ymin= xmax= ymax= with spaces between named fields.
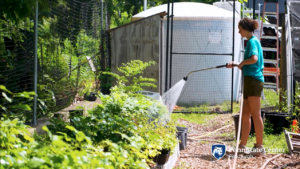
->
xmin=226 ymin=55 xmax=258 ymax=70
xmin=238 ymin=55 xmax=258 ymax=69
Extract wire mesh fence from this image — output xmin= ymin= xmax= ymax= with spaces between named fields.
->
xmin=0 ymin=0 xmax=109 ymax=123
xmin=0 ymin=15 xmax=35 ymax=121
xmin=168 ymin=2 xmax=241 ymax=113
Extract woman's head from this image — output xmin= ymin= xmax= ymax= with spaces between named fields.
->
xmin=238 ymin=18 xmax=259 ymax=32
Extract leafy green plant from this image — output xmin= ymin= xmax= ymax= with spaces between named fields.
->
xmin=0 ymin=85 xmax=37 ymax=122
xmin=82 ymin=81 xmax=93 ymax=96
xmin=103 ymin=60 xmax=156 ymax=96
xmin=264 ymin=119 xmax=274 ymax=135
xmin=99 ymin=67 xmax=113 ymax=95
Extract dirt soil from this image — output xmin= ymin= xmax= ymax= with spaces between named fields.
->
xmin=174 ymin=114 xmax=300 ymax=169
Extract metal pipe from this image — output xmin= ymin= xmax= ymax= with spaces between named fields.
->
xmin=144 ymin=0 xmax=147 ymax=11
xmin=232 ymin=0 xmax=237 ymax=168
xmin=172 ymin=52 xmax=233 ymax=55
xmin=33 ymin=1 xmax=38 ymax=125
xmin=287 ymin=2 xmax=294 ymax=114
xmin=253 ymin=0 xmax=256 ymax=19
xmin=231 ymin=0 xmax=236 ymax=114
xmin=32 ymin=1 xmax=39 ymax=125
xmin=101 ymin=0 xmax=104 ymax=72
xmin=169 ymin=0 xmax=174 ymax=89
xmin=165 ymin=0 xmax=170 ymax=92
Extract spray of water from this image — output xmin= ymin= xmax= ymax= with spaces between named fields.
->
xmin=162 ymin=79 xmax=186 ymax=119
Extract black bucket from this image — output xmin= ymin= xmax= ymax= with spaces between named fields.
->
xmin=176 ymin=126 xmax=188 ymax=148
xmin=265 ymin=113 xmax=292 ymax=134
xmin=177 ymin=130 xmax=185 ymax=150
xmin=264 ymin=112 xmax=279 ymax=122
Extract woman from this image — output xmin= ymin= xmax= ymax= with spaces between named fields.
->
xmin=227 ymin=18 xmax=265 ymax=156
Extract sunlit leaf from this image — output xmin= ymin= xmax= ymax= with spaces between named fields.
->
xmin=2 ymin=92 xmax=12 ymax=103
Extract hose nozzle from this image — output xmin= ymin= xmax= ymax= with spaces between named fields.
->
xmin=183 ymin=76 xmax=188 ymax=81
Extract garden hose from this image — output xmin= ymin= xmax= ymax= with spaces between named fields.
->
xmin=183 ymin=63 xmax=239 ymax=81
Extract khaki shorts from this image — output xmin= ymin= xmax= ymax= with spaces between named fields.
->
xmin=243 ymin=76 xmax=264 ymax=99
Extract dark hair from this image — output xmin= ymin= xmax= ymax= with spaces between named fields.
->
xmin=238 ymin=18 xmax=259 ymax=32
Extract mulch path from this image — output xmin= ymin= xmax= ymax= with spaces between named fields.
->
xmin=173 ymin=114 xmax=300 ymax=169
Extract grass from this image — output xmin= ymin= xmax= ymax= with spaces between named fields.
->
xmin=174 ymin=101 xmax=241 ymax=114
xmin=246 ymin=132 xmax=288 ymax=154
xmin=261 ymin=88 xmax=279 ymax=107
xmin=174 ymin=88 xmax=279 ymax=114
xmin=171 ymin=113 xmax=218 ymax=126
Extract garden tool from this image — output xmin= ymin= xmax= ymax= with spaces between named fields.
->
xmin=183 ymin=63 xmax=239 ymax=81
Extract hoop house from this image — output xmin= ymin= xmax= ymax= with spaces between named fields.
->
xmin=132 ymin=2 xmax=241 ymax=106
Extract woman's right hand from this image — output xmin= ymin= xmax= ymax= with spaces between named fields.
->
xmin=226 ymin=62 xmax=239 ymax=68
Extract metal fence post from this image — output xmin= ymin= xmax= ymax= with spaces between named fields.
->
xmin=33 ymin=1 xmax=38 ymax=125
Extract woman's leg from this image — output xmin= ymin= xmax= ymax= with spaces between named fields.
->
xmin=240 ymin=99 xmax=251 ymax=146
xmin=248 ymin=96 xmax=263 ymax=145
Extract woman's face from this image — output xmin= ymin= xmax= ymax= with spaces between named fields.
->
xmin=238 ymin=25 xmax=247 ymax=37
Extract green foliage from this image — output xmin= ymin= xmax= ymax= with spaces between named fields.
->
xmin=0 ymin=58 xmax=177 ymax=168
xmin=81 ymin=81 xmax=93 ymax=96
xmin=0 ymin=91 xmax=178 ymax=168
xmin=272 ymin=83 xmax=300 ymax=122
xmin=261 ymin=88 xmax=279 ymax=107
xmin=0 ymin=85 xmax=37 ymax=121
xmin=100 ymin=67 xmax=113 ymax=94
xmin=0 ymin=0 xmax=55 ymax=24
xmin=264 ymin=119 xmax=274 ymax=135
xmin=103 ymin=60 xmax=156 ymax=95
xmin=247 ymin=131 xmax=288 ymax=154
xmin=0 ymin=118 xmax=150 ymax=168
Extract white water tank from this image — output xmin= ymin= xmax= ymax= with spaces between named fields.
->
xmin=132 ymin=2 xmax=241 ymax=106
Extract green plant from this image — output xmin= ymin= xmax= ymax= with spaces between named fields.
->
xmin=155 ymin=123 xmax=178 ymax=154
xmin=264 ymin=119 xmax=274 ymax=135
xmin=0 ymin=85 xmax=37 ymax=122
xmin=272 ymin=84 xmax=300 ymax=124
xmin=99 ymin=67 xmax=113 ymax=95
xmin=261 ymin=88 xmax=279 ymax=107
xmin=82 ymin=81 xmax=93 ymax=96
xmin=246 ymin=131 xmax=288 ymax=154
xmin=103 ymin=60 xmax=156 ymax=96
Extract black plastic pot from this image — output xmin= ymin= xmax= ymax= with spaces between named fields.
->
xmin=69 ymin=109 xmax=83 ymax=116
xmin=264 ymin=112 xmax=279 ymax=122
xmin=154 ymin=150 xmax=170 ymax=165
xmin=89 ymin=92 xmax=97 ymax=101
xmin=265 ymin=113 xmax=292 ymax=134
xmin=84 ymin=94 xmax=89 ymax=101
xmin=177 ymin=130 xmax=185 ymax=150
xmin=233 ymin=112 xmax=264 ymax=139
xmin=176 ymin=126 xmax=188 ymax=148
